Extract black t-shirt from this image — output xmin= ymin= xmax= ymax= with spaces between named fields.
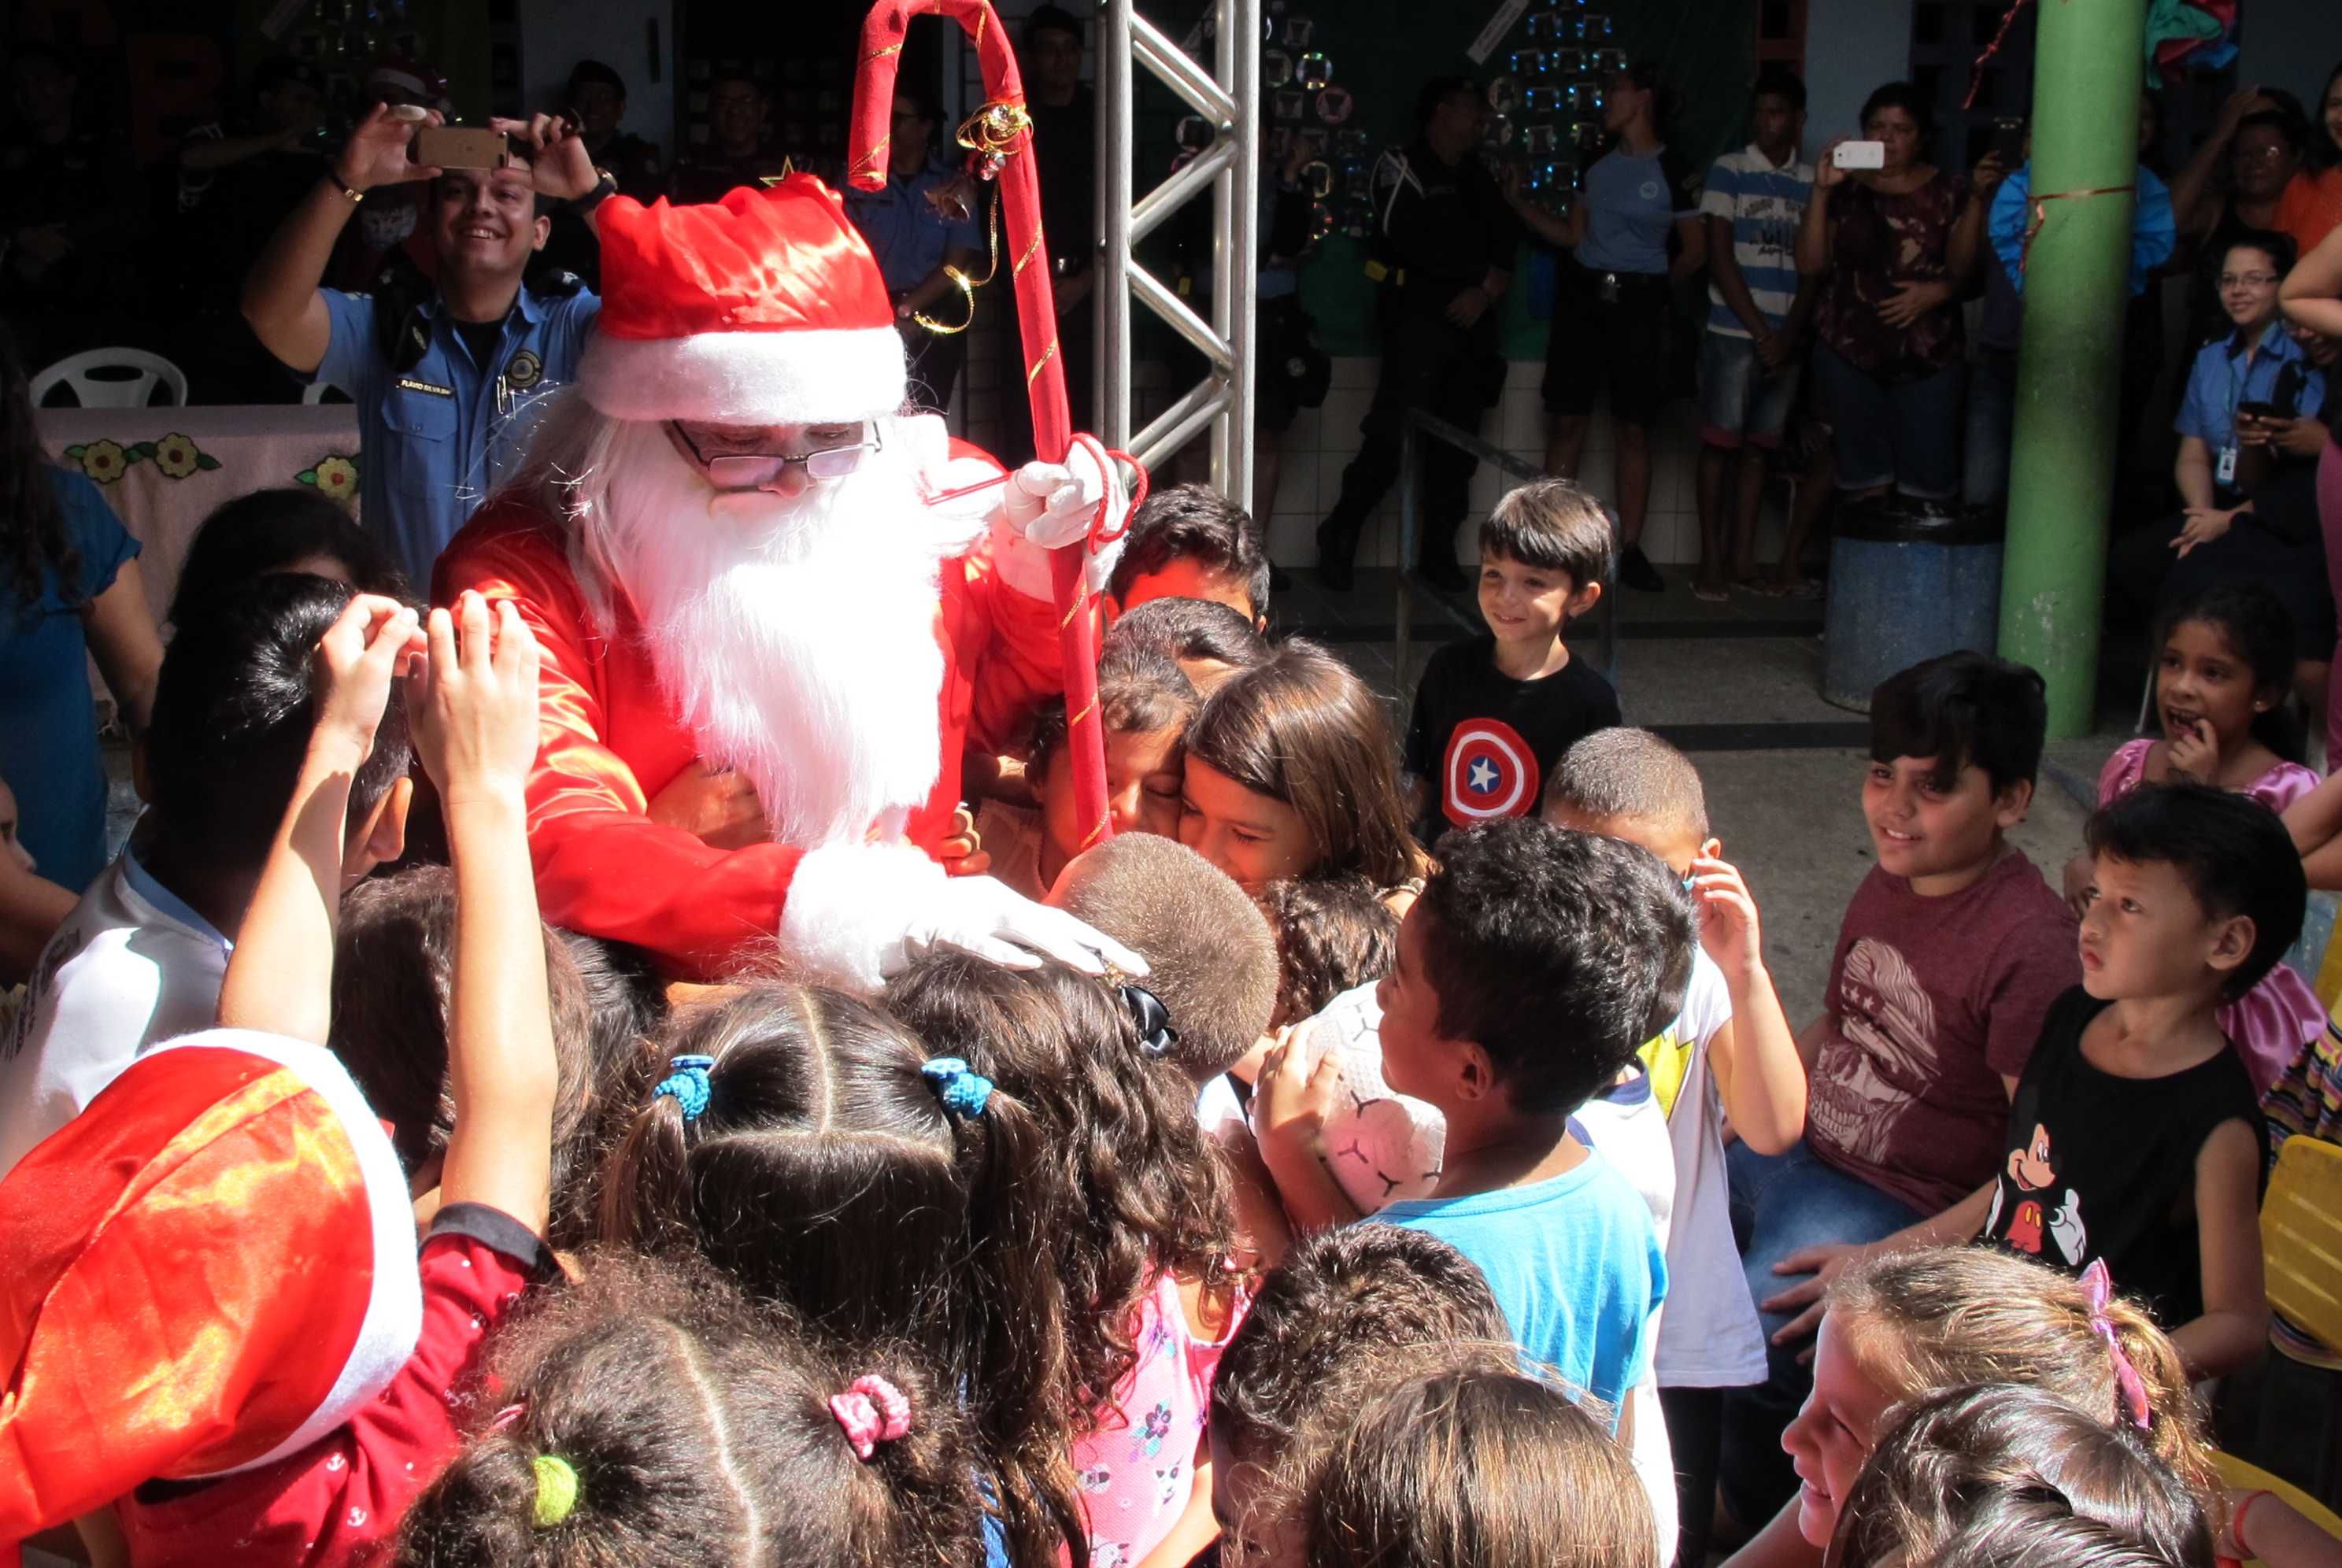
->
xmin=1372 ymin=139 xmax=1525 ymax=316
xmin=1403 ymin=634 xmax=1621 ymax=842
xmin=1981 ymin=987 xmax=2266 ymax=1326
xmin=1027 ymin=87 xmax=1097 ymax=275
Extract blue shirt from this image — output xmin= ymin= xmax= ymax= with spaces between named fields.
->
xmin=1379 ymin=1150 xmax=1667 ymax=1421
xmin=1989 ymin=164 xmax=2174 ymax=302
xmin=2174 ymin=318 xmax=2327 ymax=448
xmin=1700 ymin=145 xmax=1814 ymax=336
xmin=842 ymin=157 xmax=983 ymax=296
xmin=305 ymin=279 xmax=600 ymax=584
xmin=0 ymin=468 xmax=138 ymax=896
xmin=1578 ymin=145 xmax=1699 ymax=277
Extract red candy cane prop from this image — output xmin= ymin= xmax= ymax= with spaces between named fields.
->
xmin=851 ymin=0 xmax=1134 ymax=853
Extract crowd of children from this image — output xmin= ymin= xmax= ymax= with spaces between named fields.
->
xmin=3 ymin=468 xmax=2340 ymax=1568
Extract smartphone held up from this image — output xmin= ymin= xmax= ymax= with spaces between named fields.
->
xmin=1831 ymin=139 xmax=1885 ymax=171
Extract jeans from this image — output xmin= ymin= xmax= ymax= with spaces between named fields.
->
xmin=1811 ymin=342 xmax=1966 ymax=501
xmin=1719 ymin=1137 xmax=1923 ymax=1527
xmin=1697 ymin=329 xmax=1802 ymax=449
xmin=1962 ymin=347 xmax=2018 ymax=507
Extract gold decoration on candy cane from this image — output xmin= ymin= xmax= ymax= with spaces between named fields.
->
xmin=910 ymin=170 xmax=1006 ymax=335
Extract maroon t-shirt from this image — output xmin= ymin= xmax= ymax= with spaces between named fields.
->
xmin=1807 ymin=850 xmax=2080 ymax=1217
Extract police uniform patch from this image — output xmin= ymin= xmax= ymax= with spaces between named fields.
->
xmin=504 ymin=349 xmax=542 ymax=390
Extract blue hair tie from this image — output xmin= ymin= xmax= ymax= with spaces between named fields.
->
xmin=922 ymin=1056 xmax=994 ymax=1119
xmin=653 ymin=1054 xmax=716 ymax=1122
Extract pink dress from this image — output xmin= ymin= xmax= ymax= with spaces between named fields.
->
xmin=1067 ymin=1270 xmax=1249 ymax=1568
xmin=2098 ymin=739 xmax=2324 ymax=1096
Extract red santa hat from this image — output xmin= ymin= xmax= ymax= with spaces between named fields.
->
xmin=0 ymin=1030 xmax=422 ymax=1543
xmin=576 ymin=174 xmax=908 ymax=427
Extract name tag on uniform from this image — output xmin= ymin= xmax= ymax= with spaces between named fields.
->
xmin=396 ymin=377 xmax=455 ymax=397
xmin=2216 ymin=443 xmax=2238 ymax=486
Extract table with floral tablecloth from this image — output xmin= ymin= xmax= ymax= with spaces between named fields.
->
xmin=38 ymin=404 xmax=361 ymax=624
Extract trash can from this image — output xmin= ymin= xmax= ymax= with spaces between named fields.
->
xmin=1822 ymin=502 xmax=2004 ymax=712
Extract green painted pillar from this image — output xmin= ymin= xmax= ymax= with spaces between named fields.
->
xmin=1996 ymin=0 xmax=2148 ymax=738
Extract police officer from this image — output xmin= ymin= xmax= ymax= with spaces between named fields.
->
xmin=667 ymin=69 xmax=794 ymax=205
xmin=537 ymin=59 xmax=663 ymax=290
xmin=242 ymin=105 xmax=612 ymax=585
xmin=1314 ymin=76 xmax=1521 ymax=594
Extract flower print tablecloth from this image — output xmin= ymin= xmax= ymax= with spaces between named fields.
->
xmin=38 ymin=404 xmax=361 ymax=625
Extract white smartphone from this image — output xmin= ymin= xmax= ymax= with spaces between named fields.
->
xmin=1833 ymin=140 xmax=1886 ymax=170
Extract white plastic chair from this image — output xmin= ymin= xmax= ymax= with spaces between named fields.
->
xmin=302 ymin=380 xmax=353 ymax=405
xmin=30 ymin=348 xmax=188 ymax=409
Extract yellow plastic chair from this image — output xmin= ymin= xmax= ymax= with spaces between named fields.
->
xmin=2216 ymin=1452 xmax=2342 ymax=1566
xmin=2264 ymin=1137 xmax=2342 ymax=1370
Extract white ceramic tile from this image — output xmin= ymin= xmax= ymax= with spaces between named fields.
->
xmin=1267 ymin=512 xmax=1319 ymax=562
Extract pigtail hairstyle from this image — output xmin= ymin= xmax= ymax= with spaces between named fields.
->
xmin=1826 ymin=1384 xmax=2214 ymax=1568
xmin=1301 ymin=1369 xmax=1657 ymax=1568
xmin=882 ymin=952 xmax=1240 ymax=1426
xmin=394 ymin=1251 xmax=979 ymax=1566
xmin=594 ymin=980 xmax=1079 ymax=1568
xmin=1826 ymin=1249 xmax=2222 ymax=1512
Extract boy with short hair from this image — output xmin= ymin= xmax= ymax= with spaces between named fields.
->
xmin=1542 ymin=727 xmax=1807 ymax=1568
xmin=1694 ymin=67 xmax=1817 ymax=600
xmin=1101 ymin=594 xmax=1267 ymax=692
xmin=1108 ymin=481 xmax=1273 ymax=630
xmin=0 ymin=574 xmax=416 ymax=1175
xmin=1209 ymin=1226 xmax=1515 ymax=1564
xmin=1050 ymin=828 xmax=1282 ymax=1089
xmin=1403 ymin=478 xmax=1619 ymax=845
xmin=1364 ymin=817 xmax=1683 ymax=1432
xmin=1719 ymin=649 xmax=2080 ymax=1529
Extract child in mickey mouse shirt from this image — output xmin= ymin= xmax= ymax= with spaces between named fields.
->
xmin=1874 ymin=782 xmax=2281 ymax=1385
xmin=1403 ymin=480 xmax=1619 ymax=847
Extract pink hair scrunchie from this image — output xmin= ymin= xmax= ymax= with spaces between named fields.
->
xmin=827 ymin=1374 xmax=913 ymax=1460
xmin=2079 ymin=1258 xmax=2153 ymax=1431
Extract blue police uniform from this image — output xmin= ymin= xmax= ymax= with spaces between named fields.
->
xmin=841 ymin=156 xmax=982 ymax=296
xmin=304 ymin=280 xmax=600 ymax=583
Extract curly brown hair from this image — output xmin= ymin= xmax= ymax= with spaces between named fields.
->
xmin=882 ymin=953 xmax=1240 ymax=1426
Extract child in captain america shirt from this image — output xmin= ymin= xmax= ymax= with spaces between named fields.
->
xmin=1402 ymin=479 xmax=1620 ymax=849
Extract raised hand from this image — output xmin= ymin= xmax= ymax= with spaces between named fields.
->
xmin=313 ymin=593 xmax=425 ymax=765
xmin=404 ymin=590 xmax=542 ymax=809
xmin=333 ymin=101 xmax=444 ymax=192
xmin=489 ymin=112 xmax=601 ymax=202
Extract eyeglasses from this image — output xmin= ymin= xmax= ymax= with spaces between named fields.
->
xmin=2218 ymin=272 xmax=2281 ymax=290
xmin=668 ymin=422 xmax=881 ymax=490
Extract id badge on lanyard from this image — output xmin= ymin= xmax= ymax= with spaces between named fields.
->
xmin=2217 ymin=442 xmax=2239 ymax=486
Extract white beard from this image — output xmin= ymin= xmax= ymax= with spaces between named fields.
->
xmin=586 ymin=419 xmax=971 ymax=849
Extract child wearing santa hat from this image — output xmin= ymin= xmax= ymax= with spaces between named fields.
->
xmin=0 ymin=590 xmax=561 ymax=1568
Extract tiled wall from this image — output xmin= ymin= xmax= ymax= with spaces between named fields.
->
xmin=1256 ymin=355 xmax=1720 ymax=570
xmin=949 ymin=339 xmax=1730 ymax=571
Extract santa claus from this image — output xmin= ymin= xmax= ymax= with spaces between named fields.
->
xmin=431 ymin=172 xmax=1138 ymax=989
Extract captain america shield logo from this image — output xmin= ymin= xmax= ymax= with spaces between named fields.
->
xmin=1441 ymin=719 xmax=1538 ymax=826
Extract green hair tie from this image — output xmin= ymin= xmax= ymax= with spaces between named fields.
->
xmin=531 ymin=1453 xmax=579 ymax=1529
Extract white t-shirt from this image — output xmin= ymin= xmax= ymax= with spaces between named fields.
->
xmin=1640 ymin=949 xmax=1767 ymax=1388
xmin=1572 ymin=1072 xmax=1682 ymax=1565
xmin=0 ymin=849 xmax=234 ymax=1177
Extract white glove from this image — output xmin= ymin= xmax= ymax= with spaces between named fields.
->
xmin=989 ymin=440 xmax=1129 ymax=601
xmin=779 ymin=841 xmax=1149 ymax=994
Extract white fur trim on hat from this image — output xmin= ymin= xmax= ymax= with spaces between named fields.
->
xmin=154 ymin=1029 xmax=427 ymax=1478
xmin=579 ymin=325 xmax=908 ymax=425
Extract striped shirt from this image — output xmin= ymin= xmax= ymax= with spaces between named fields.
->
xmin=1700 ymin=145 xmax=1814 ymax=338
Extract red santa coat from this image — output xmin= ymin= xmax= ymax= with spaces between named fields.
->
xmin=430 ymin=493 xmax=1064 ymax=982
